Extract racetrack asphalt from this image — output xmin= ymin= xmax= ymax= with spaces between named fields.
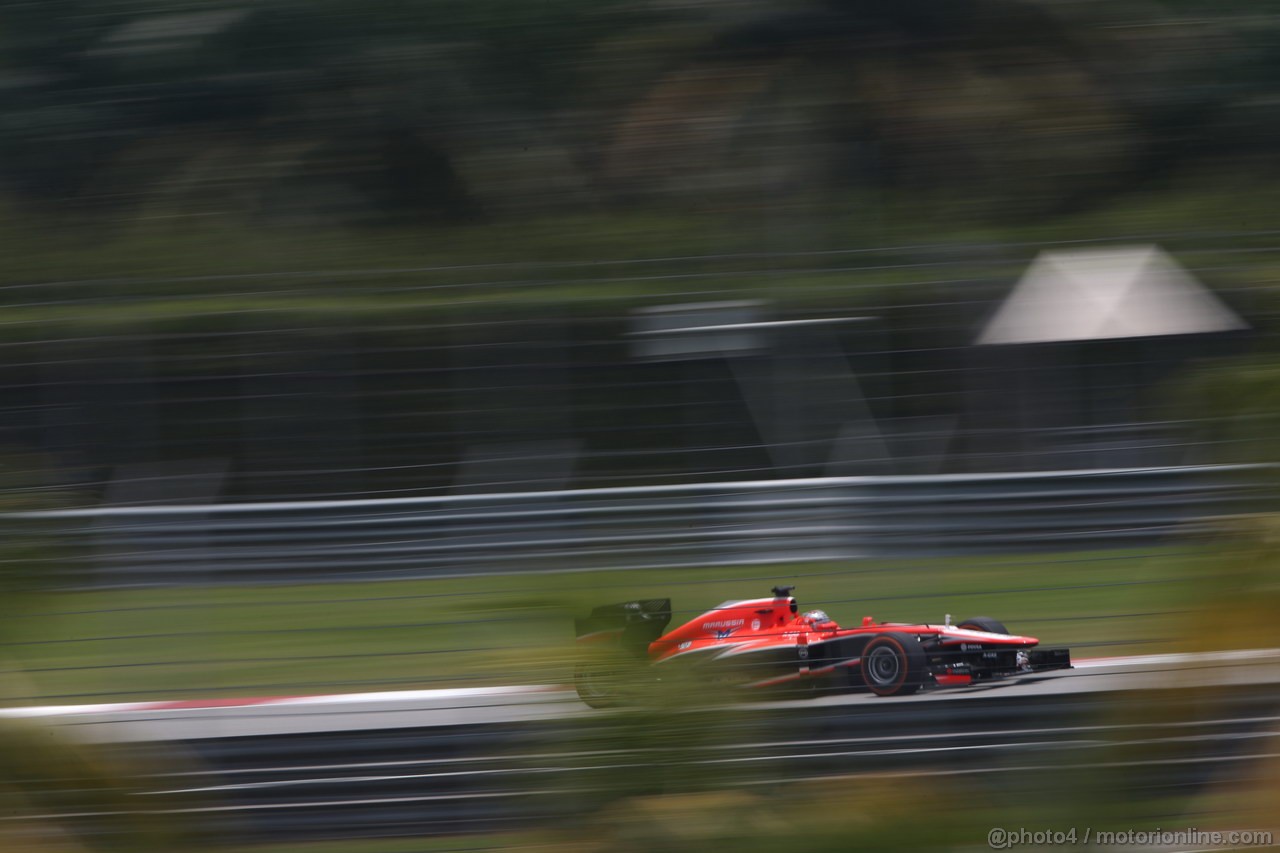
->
xmin=4 ymin=647 xmax=1279 ymax=743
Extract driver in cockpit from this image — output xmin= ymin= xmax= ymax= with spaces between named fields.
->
xmin=798 ymin=609 xmax=839 ymax=632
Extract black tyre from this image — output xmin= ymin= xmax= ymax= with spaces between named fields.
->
xmin=860 ymin=632 xmax=928 ymax=696
xmin=958 ymin=616 xmax=1009 ymax=635
xmin=574 ymin=661 xmax=622 ymax=709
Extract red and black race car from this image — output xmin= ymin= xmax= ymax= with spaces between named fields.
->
xmin=574 ymin=586 xmax=1071 ymax=707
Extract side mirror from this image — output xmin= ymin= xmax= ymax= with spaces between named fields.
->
xmin=862 ymin=616 xmax=875 ymax=627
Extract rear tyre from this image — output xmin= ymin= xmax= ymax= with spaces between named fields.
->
xmin=574 ymin=661 xmax=621 ymax=709
xmin=958 ymin=616 xmax=1009 ymax=635
xmin=860 ymin=632 xmax=927 ymax=696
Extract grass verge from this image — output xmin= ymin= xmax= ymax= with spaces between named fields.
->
xmin=5 ymin=547 xmax=1209 ymax=704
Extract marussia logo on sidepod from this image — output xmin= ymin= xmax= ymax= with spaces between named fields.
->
xmin=704 ymin=618 xmax=744 ymax=640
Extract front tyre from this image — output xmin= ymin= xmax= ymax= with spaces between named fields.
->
xmin=860 ymin=632 xmax=927 ymax=696
xmin=958 ymin=616 xmax=1009 ymax=635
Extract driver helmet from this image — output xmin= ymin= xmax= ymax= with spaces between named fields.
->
xmin=802 ymin=609 xmax=831 ymax=626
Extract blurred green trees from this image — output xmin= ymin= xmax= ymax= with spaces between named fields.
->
xmin=0 ymin=0 xmax=1275 ymax=228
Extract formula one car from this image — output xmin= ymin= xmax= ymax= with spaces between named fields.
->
xmin=573 ymin=585 xmax=1071 ymax=707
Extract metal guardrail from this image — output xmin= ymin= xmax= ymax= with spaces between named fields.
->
xmin=13 ymin=465 xmax=1267 ymax=586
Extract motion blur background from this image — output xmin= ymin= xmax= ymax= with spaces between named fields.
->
xmin=3 ymin=1 xmax=1280 ymax=851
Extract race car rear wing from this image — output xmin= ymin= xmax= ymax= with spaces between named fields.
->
xmin=574 ymin=598 xmax=672 ymax=658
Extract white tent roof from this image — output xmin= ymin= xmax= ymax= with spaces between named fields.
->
xmin=977 ymin=245 xmax=1247 ymax=345
xmin=89 ymin=10 xmax=248 ymax=56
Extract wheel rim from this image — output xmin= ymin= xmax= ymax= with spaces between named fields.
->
xmin=866 ymin=645 xmax=901 ymax=685
xmin=577 ymin=666 xmax=614 ymax=700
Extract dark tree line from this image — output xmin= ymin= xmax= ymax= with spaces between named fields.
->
xmin=0 ymin=0 xmax=1275 ymax=227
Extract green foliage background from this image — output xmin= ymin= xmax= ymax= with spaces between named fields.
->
xmin=0 ymin=0 xmax=1276 ymax=265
